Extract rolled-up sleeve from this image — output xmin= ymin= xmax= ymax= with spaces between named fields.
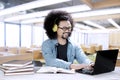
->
xmin=75 ymin=45 xmax=92 ymax=64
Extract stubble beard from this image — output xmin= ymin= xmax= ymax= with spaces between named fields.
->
xmin=61 ymin=32 xmax=71 ymax=39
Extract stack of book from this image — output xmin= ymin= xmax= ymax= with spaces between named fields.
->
xmin=0 ymin=60 xmax=34 ymax=75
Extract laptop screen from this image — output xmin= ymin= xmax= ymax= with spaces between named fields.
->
xmin=93 ymin=49 xmax=119 ymax=75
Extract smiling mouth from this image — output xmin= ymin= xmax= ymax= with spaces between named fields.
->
xmin=62 ymin=32 xmax=71 ymax=39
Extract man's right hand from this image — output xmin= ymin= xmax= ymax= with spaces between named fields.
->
xmin=70 ymin=64 xmax=88 ymax=70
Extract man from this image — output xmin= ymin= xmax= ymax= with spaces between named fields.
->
xmin=42 ymin=10 xmax=93 ymax=70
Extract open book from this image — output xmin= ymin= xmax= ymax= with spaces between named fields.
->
xmin=37 ymin=66 xmax=75 ymax=74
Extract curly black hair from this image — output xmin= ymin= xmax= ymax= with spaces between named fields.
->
xmin=44 ymin=10 xmax=74 ymax=39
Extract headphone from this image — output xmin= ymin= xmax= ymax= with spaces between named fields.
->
xmin=52 ymin=18 xmax=58 ymax=32
xmin=52 ymin=24 xmax=58 ymax=32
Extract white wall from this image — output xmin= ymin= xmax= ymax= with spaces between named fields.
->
xmin=70 ymin=29 xmax=109 ymax=50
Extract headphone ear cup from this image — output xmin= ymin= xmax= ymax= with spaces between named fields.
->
xmin=52 ymin=24 xmax=58 ymax=32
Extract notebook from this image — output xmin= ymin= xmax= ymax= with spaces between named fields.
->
xmin=75 ymin=49 xmax=119 ymax=75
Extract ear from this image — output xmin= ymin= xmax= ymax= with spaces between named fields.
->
xmin=52 ymin=24 xmax=58 ymax=32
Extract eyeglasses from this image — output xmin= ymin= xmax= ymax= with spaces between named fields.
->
xmin=58 ymin=26 xmax=72 ymax=31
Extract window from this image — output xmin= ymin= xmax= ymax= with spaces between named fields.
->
xmin=6 ymin=23 xmax=19 ymax=47
xmin=0 ymin=22 xmax=5 ymax=46
xmin=21 ymin=25 xmax=32 ymax=47
xmin=32 ymin=26 xmax=44 ymax=47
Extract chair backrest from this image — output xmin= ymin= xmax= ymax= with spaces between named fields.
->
xmin=0 ymin=47 xmax=7 ymax=52
xmin=7 ymin=47 xmax=18 ymax=54
xmin=18 ymin=47 xmax=29 ymax=54
xmin=95 ymin=45 xmax=102 ymax=51
xmin=33 ymin=50 xmax=44 ymax=60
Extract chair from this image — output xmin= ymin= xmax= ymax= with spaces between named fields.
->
xmin=30 ymin=45 xmax=37 ymax=48
xmin=7 ymin=47 xmax=18 ymax=54
xmin=0 ymin=47 xmax=6 ymax=52
xmin=80 ymin=44 xmax=87 ymax=53
xmin=86 ymin=45 xmax=96 ymax=55
xmin=95 ymin=45 xmax=102 ymax=51
xmin=33 ymin=50 xmax=44 ymax=60
xmin=18 ymin=47 xmax=29 ymax=54
xmin=116 ymin=59 xmax=120 ymax=66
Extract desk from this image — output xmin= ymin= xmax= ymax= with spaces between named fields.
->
xmin=116 ymin=58 xmax=120 ymax=66
xmin=0 ymin=67 xmax=120 ymax=80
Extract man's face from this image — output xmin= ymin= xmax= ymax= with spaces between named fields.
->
xmin=57 ymin=20 xmax=72 ymax=39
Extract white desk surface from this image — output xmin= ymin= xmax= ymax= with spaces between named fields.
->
xmin=0 ymin=67 xmax=120 ymax=80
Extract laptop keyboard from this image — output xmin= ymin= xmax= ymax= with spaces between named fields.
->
xmin=75 ymin=68 xmax=94 ymax=74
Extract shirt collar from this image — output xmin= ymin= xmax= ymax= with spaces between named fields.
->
xmin=52 ymin=38 xmax=71 ymax=46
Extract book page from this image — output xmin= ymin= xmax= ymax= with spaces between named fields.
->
xmin=0 ymin=64 xmax=34 ymax=70
xmin=4 ymin=70 xmax=34 ymax=76
xmin=37 ymin=66 xmax=57 ymax=73
xmin=2 ymin=60 xmax=32 ymax=67
xmin=37 ymin=66 xmax=75 ymax=74
xmin=56 ymin=68 xmax=75 ymax=74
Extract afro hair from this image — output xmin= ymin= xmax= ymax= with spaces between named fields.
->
xmin=44 ymin=10 xmax=74 ymax=39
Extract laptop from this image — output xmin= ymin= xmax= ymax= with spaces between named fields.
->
xmin=75 ymin=49 xmax=119 ymax=75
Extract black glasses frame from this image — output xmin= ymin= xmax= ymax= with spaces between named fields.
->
xmin=58 ymin=27 xmax=72 ymax=31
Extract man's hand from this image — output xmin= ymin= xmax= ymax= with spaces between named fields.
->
xmin=70 ymin=64 xmax=88 ymax=70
